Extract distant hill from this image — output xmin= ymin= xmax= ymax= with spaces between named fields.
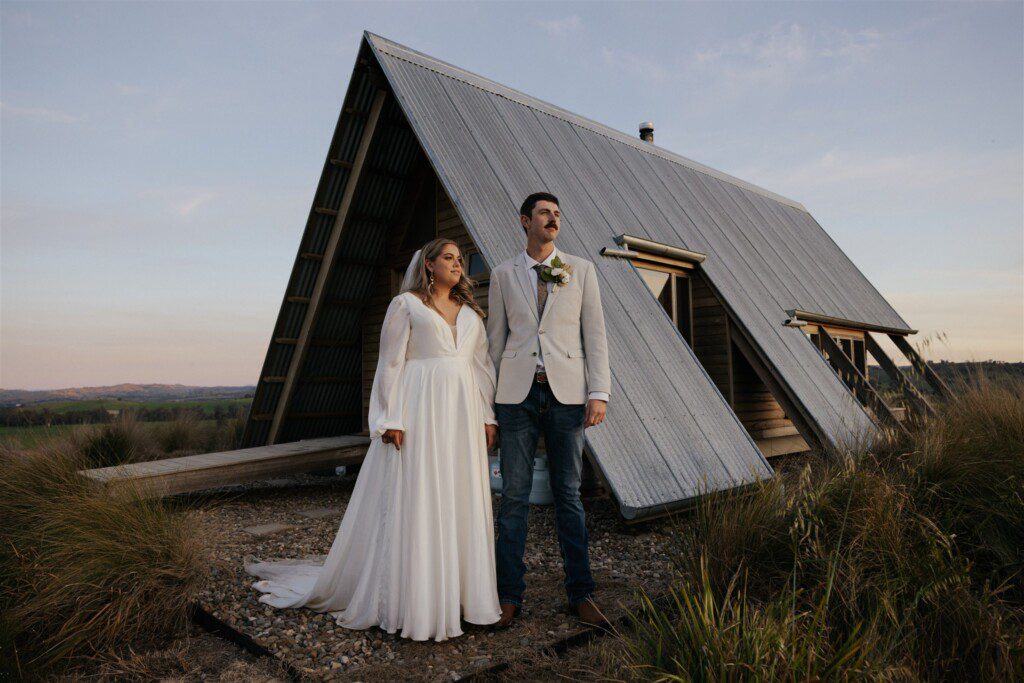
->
xmin=868 ymin=360 xmax=1024 ymax=394
xmin=0 ymin=384 xmax=255 ymax=407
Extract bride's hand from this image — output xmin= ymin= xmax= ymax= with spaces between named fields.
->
xmin=484 ymin=424 xmax=498 ymax=450
xmin=382 ymin=429 xmax=404 ymax=450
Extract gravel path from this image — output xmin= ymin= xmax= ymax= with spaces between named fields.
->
xmin=189 ymin=473 xmax=676 ymax=682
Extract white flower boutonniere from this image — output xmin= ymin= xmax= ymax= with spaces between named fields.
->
xmin=539 ymin=256 xmax=573 ymax=287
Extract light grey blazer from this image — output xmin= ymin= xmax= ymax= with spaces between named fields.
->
xmin=485 ymin=250 xmax=611 ymax=405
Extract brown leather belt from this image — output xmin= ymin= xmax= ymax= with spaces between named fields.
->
xmin=534 ymin=370 xmax=548 ymax=384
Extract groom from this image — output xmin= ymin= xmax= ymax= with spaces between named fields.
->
xmin=486 ymin=192 xmax=612 ymax=628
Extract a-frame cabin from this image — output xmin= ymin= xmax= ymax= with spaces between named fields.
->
xmin=242 ymin=33 xmax=942 ymax=520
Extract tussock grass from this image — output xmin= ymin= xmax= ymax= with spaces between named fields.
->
xmin=155 ymin=411 xmax=207 ymax=455
xmin=152 ymin=411 xmax=246 ymax=457
xmin=66 ymin=410 xmax=246 ymax=470
xmin=617 ymin=382 xmax=1024 ymax=681
xmin=68 ymin=411 xmax=158 ymax=468
xmin=0 ymin=443 xmax=207 ymax=678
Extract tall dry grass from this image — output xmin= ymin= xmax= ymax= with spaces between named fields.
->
xmin=0 ymin=443 xmax=207 ymax=679
xmin=67 ymin=410 xmax=246 ymax=470
xmin=68 ymin=411 xmax=158 ymax=468
xmin=617 ymin=381 xmax=1024 ymax=681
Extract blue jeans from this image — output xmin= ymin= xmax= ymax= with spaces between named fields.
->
xmin=495 ymin=381 xmax=595 ymax=607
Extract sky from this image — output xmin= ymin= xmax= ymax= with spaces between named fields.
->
xmin=1 ymin=1 xmax=1021 ymax=390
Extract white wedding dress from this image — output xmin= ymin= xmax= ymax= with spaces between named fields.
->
xmin=244 ymin=292 xmax=502 ymax=642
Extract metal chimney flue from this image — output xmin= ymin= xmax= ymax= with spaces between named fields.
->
xmin=639 ymin=121 xmax=654 ymax=143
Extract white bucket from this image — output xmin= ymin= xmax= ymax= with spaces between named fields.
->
xmin=489 ymin=452 xmax=554 ymax=506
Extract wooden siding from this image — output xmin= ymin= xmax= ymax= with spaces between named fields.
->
xmin=733 ymin=349 xmax=798 ymax=440
xmin=691 ymin=270 xmax=808 ymax=456
xmin=691 ymin=272 xmax=733 ymax=405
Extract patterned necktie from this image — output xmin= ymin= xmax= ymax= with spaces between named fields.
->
xmin=532 ymin=264 xmax=548 ymax=318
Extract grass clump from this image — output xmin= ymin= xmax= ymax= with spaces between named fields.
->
xmin=69 ymin=411 xmax=157 ymax=468
xmin=0 ymin=443 xmax=207 ymax=678
xmin=617 ymin=382 xmax=1024 ymax=681
xmin=154 ymin=411 xmax=205 ymax=455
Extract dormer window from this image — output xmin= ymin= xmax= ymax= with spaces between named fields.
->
xmin=606 ymin=234 xmax=705 ymax=347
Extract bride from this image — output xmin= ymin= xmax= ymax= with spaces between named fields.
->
xmin=245 ymin=238 xmax=502 ymax=642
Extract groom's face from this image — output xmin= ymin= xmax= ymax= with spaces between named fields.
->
xmin=521 ymin=200 xmax=560 ymax=244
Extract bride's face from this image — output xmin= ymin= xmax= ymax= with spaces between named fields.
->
xmin=427 ymin=244 xmax=464 ymax=289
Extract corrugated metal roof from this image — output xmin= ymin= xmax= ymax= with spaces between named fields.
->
xmin=244 ymin=32 xmax=913 ymax=518
xmin=365 ymin=32 xmax=899 ymax=455
xmin=372 ymin=37 xmax=778 ymax=518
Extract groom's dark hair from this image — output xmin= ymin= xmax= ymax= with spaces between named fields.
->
xmin=519 ymin=192 xmax=559 ymax=220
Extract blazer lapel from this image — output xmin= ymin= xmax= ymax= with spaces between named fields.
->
xmin=514 ymin=259 xmax=540 ymax=323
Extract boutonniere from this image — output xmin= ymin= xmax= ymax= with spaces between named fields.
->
xmin=539 ymin=256 xmax=573 ymax=287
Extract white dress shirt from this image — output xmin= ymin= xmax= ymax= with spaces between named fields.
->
xmin=522 ymin=248 xmax=609 ymax=403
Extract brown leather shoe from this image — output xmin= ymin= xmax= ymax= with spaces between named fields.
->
xmin=494 ymin=602 xmax=521 ymax=628
xmin=572 ymin=598 xmax=610 ymax=628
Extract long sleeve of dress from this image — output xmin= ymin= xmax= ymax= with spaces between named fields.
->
xmin=367 ymin=294 xmax=412 ymax=439
xmin=472 ymin=315 xmax=498 ymax=426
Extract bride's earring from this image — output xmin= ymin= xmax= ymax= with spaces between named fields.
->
xmin=428 ymin=271 xmax=435 ymax=293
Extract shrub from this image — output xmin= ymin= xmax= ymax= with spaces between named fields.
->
xmin=155 ymin=411 xmax=205 ymax=455
xmin=619 ymin=383 xmax=1023 ymax=681
xmin=0 ymin=443 xmax=206 ymax=677
xmin=69 ymin=411 xmax=156 ymax=468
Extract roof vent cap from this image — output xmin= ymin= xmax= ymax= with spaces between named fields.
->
xmin=639 ymin=121 xmax=654 ymax=143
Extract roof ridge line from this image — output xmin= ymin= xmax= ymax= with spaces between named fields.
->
xmin=365 ymin=32 xmax=808 ymax=213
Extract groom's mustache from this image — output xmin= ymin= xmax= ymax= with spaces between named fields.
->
xmin=545 ymin=221 xmax=558 ymax=228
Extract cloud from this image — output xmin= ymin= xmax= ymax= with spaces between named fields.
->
xmin=536 ymin=15 xmax=582 ymax=38
xmin=115 ymin=82 xmax=148 ymax=96
xmin=136 ymin=187 xmax=220 ymax=217
xmin=601 ymin=47 xmax=673 ymax=83
xmin=173 ymin=191 xmax=218 ymax=216
xmin=0 ymin=101 xmax=82 ymax=124
xmin=735 ymin=147 xmax=1023 ymax=204
xmin=597 ymin=22 xmax=888 ymax=99
xmin=694 ymin=23 xmax=882 ymax=69
xmin=686 ymin=22 xmax=886 ymax=99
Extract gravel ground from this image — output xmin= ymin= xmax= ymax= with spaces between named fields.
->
xmin=187 ymin=472 xmax=677 ymax=682
xmin=58 ymin=622 xmax=292 ymax=682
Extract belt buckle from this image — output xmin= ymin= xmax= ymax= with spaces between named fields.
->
xmin=535 ymin=370 xmax=548 ymax=384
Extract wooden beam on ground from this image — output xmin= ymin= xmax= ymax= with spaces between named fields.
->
xmin=819 ymin=328 xmax=910 ymax=437
xmin=864 ymin=332 xmax=936 ymax=418
xmin=888 ymin=334 xmax=955 ymax=401
xmin=79 ymin=436 xmax=370 ymax=498
xmin=267 ymin=89 xmax=387 ymax=445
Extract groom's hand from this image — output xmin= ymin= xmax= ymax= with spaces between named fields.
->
xmin=485 ymin=424 xmax=498 ymax=450
xmin=584 ymin=399 xmax=607 ymax=428
xmin=382 ymin=429 xmax=404 ymax=450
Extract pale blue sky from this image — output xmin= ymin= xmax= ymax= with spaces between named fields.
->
xmin=2 ymin=1 xmax=1021 ymax=389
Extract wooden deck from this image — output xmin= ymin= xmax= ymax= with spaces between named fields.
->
xmin=79 ymin=435 xmax=370 ymax=497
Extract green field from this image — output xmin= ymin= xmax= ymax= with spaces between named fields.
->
xmin=16 ymin=397 xmax=251 ymax=415
xmin=0 ymin=419 xmax=225 ymax=450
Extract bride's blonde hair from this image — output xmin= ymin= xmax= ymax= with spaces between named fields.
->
xmin=408 ymin=238 xmax=485 ymax=318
